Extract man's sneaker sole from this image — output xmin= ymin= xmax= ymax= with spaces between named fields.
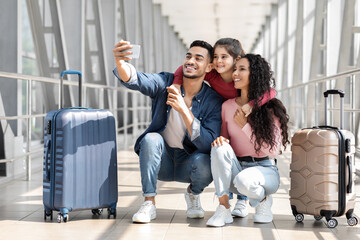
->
xmin=253 ymin=215 xmax=272 ymax=223
xmin=132 ymin=212 xmax=156 ymax=223
xmin=186 ymin=211 xmax=204 ymax=219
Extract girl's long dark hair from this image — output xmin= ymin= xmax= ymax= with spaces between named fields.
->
xmin=243 ymin=54 xmax=290 ymax=153
xmin=213 ymin=38 xmax=246 ymax=59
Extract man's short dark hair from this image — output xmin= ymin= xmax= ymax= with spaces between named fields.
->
xmin=190 ymin=40 xmax=213 ymax=62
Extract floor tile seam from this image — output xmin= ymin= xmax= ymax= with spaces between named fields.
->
xmin=18 ymin=211 xmax=37 ymax=221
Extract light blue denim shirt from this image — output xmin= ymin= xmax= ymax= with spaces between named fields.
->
xmin=113 ymin=64 xmax=223 ymax=155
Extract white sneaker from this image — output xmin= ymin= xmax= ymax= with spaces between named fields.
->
xmin=232 ymin=199 xmax=249 ymax=217
xmin=253 ymin=195 xmax=273 ymax=223
xmin=206 ymin=205 xmax=233 ymax=227
xmin=184 ymin=191 xmax=204 ymax=218
xmin=132 ymin=201 xmax=156 ymax=223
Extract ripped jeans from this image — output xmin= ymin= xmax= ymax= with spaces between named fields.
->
xmin=210 ymin=142 xmax=280 ymax=207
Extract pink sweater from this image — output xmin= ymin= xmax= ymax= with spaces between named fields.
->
xmin=221 ymin=98 xmax=282 ymax=158
xmin=173 ymin=66 xmax=276 ymax=104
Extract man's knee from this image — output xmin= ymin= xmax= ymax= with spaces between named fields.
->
xmin=139 ymin=133 xmax=164 ymax=166
xmin=190 ymin=153 xmax=212 ymax=180
xmin=139 ymin=133 xmax=165 ymax=155
xmin=140 ymin=132 xmax=163 ymax=147
xmin=191 ymin=153 xmax=210 ymax=168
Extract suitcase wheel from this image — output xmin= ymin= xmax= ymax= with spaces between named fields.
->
xmin=295 ymin=213 xmax=304 ymax=222
xmin=44 ymin=210 xmax=53 ymax=221
xmin=57 ymin=213 xmax=68 ymax=223
xmin=327 ymin=218 xmax=338 ymax=228
xmin=91 ymin=208 xmax=103 ymax=216
xmin=107 ymin=208 xmax=117 ymax=219
xmin=314 ymin=216 xmax=323 ymax=221
xmin=347 ymin=217 xmax=358 ymax=226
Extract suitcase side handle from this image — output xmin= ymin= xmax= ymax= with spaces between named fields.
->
xmin=315 ymin=125 xmax=339 ymax=130
xmin=60 ymin=70 xmax=82 ymax=109
xmin=323 ymin=89 xmax=344 ymax=129
xmin=45 ymin=139 xmax=51 ymax=181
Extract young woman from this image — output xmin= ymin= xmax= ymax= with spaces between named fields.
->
xmin=173 ymin=38 xmax=276 ymax=217
xmin=206 ymin=54 xmax=290 ymax=227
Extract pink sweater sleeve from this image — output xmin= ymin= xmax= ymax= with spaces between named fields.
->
xmin=241 ymin=116 xmax=282 ymax=158
xmin=248 ymin=88 xmax=277 ymax=107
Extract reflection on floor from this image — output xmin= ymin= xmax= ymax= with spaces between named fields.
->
xmin=0 ymin=149 xmax=360 ymax=240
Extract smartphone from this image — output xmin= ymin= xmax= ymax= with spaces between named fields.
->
xmin=124 ymin=45 xmax=141 ymax=59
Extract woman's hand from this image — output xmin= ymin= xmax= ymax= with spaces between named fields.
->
xmin=241 ymin=103 xmax=252 ymax=117
xmin=211 ymin=136 xmax=230 ymax=147
xmin=234 ymin=107 xmax=247 ymax=128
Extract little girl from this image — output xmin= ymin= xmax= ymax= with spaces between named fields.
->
xmin=172 ymin=38 xmax=276 ymax=218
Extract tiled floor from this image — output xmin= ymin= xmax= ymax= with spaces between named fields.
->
xmin=1 ymin=149 xmax=360 ymax=240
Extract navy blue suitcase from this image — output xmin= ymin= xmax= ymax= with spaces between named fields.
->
xmin=43 ymin=71 xmax=118 ymax=223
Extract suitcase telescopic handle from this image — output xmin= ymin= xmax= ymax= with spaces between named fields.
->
xmin=60 ymin=70 xmax=82 ymax=109
xmin=347 ymin=156 xmax=353 ymax=193
xmin=323 ymin=89 xmax=344 ymax=129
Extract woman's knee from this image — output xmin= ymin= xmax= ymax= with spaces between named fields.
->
xmin=233 ymin=173 xmax=251 ymax=194
xmin=210 ymin=142 xmax=233 ymax=164
xmin=233 ymin=167 xmax=280 ymax=197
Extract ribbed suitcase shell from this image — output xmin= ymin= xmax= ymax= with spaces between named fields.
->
xmin=43 ymin=108 xmax=118 ymax=219
xmin=290 ymin=128 xmax=356 ymax=217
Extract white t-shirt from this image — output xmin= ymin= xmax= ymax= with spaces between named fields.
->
xmin=161 ymin=108 xmax=188 ymax=149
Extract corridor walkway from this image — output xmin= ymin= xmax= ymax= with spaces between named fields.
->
xmin=1 ymin=149 xmax=360 ymax=240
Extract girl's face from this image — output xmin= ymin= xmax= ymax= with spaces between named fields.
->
xmin=213 ymin=46 xmax=235 ymax=74
xmin=233 ymin=58 xmax=250 ymax=90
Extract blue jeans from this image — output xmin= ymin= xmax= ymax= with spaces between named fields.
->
xmin=138 ymin=132 xmax=213 ymax=197
xmin=210 ymin=142 xmax=280 ymax=207
xmin=229 ymin=192 xmax=247 ymax=201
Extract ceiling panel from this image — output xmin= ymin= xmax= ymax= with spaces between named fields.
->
xmin=152 ymin=0 xmax=278 ymax=51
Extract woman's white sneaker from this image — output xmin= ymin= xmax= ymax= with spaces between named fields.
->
xmin=206 ymin=205 xmax=233 ymax=227
xmin=232 ymin=199 xmax=249 ymax=217
xmin=253 ymin=195 xmax=273 ymax=223
xmin=132 ymin=201 xmax=156 ymax=223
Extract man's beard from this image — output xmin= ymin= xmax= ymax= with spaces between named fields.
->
xmin=183 ymin=72 xmax=201 ymax=79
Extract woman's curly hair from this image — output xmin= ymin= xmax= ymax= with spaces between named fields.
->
xmin=242 ymin=54 xmax=290 ymax=153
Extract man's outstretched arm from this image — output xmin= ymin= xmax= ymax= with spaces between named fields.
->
xmin=113 ymin=40 xmax=135 ymax=82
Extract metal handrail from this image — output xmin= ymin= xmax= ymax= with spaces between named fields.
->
xmin=279 ymin=68 xmax=360 ymax=92
xmin=0 ymin=71 xmax=133 ymax=91
xmin=0 ymin=71 xmax=151 ymax=179
xmin=0 ymin=148 xmax=43 ymax=164
xmin=278 ymin=68 xmax=360 ymax=155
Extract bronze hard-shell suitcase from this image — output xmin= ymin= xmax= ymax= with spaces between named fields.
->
xmin=290 ymin=90 xmax=357 ymax=228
